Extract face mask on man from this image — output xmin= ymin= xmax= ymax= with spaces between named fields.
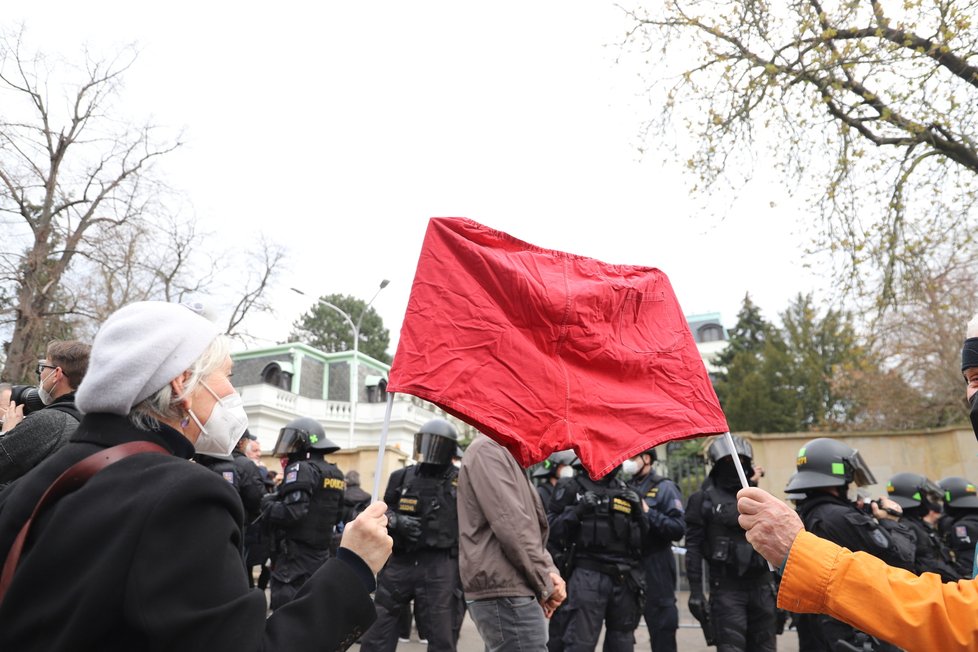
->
xmin=188 ymin=381 xmax=249 ymax=456
xmin=558 ymin=465 xmax=575 ymax=479
xmin=620 ymin=458 xmax=639 ymax=481
xmin=38 ymin=368 xmax=56 ymax=406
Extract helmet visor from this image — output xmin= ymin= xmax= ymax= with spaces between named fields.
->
xmin=272 ymin=427 xmax=305 ymax=456
xmin=414 ymin=432 xmax=456 ymax=465
xmin=922 ymin=478 xmax=944 ymax=505
xmin=848 ymin=449 xmax=876 ymax=487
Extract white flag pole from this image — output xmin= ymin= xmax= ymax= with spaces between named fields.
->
xmin=724 ymin=431 xmax=750 ymax=489
xmin=371 ymin=392 xmax=396 ymax=503
xmin=723 ymin=431 xmax=775 ymax=571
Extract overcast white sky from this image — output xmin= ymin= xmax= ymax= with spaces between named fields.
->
xmin=9 ymin=2 xmax=825 ymax=355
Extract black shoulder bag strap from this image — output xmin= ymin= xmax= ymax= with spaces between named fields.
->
xmin=0 ymin=441 xmax=168 ymax=605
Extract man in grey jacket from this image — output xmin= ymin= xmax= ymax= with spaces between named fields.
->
xmin=0 ymin=339 xmax=89 ymax=485
xmin=458 ymin=433 xmax=567 ymax=652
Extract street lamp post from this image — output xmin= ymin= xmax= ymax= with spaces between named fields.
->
xmin=291 ymin=279 xmax=390 ymax=449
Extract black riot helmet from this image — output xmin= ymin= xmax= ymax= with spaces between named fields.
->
xmin=413 ymin=418 xmax=459 ymax=466
xmin=939 ymin=476 xmax=978 ymax=510
xmin=887 ymin=472 xmax=943 ymax=511
xmin=272 ymin=417 xmax=340 ymax=456
xmin=532 ymin=450 xmax=576 ymax=479
xmin=784 ymin=437 xmax=876 ymax=494
xmin=707 ymin=434 xmax=753 ymax=465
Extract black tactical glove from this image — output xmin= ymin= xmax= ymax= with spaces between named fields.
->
xmin=620 ymin=489 xmax=644 ymax=515
xmin=389 ymin=513 xmax=423 ymax=543
xmin=575 ymin=491 xmax=601 ymax=517
xmin=688 ymin=592 xmax=708 ymax=620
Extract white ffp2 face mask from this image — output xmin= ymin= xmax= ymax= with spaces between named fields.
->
xmin=620 ymin=458 xmax=640 ymax=481
xmin=38 ymin=370 xmax=55 ymax=406
xmin=558 ymin=466 xmax=576 ymax=479
xmin=188 ymin=382 xmax=249 ymax=456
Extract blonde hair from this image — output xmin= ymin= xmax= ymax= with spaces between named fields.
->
xmin=130 ymin=336 xmax=230 ymax=430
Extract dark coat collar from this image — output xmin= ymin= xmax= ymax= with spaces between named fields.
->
xmin=70 ymin=412 xmax=196 ymax=459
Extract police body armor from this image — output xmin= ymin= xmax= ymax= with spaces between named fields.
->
xmin=393 ymin=464 xmax=458 ymax=552
xmin=280 ymin=457 xmax=346 ymax=549
xmin=573 ymin=476 xmax=644 ymax=564
xmin=701 ymin=484 xmax=769 ymax=584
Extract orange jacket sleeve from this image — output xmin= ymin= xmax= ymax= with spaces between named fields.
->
xmin=778 ymin=530 xmax=978 ymax=651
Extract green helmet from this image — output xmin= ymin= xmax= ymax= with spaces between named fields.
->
xmin=784 ymin=438 xmax=875 ymax=494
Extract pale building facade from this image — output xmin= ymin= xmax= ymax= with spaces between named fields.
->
xmin=230 ymin=342 xmax=460 ymax=496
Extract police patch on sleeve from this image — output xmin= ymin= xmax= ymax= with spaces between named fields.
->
xmin=956 ymin=525 xmax=971 ymax=543
xmin=285 ymin=470 xmax=298 ymax=484
xmin=221 ymin=471 xmax=235 ymax=484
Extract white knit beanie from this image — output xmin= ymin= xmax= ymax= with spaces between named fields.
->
xmin=76 ymin=301 xmax=221 ymax=415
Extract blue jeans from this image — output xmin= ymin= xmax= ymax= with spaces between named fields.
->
xmin=468 ymin=596 xmax=548 ymax=652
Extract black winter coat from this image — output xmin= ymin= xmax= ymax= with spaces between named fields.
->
xmin=0 ymin=413 xmax=375 ymax=652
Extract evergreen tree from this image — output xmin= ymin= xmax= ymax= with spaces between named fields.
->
xmin=290 ymin=294 xmax=392 ymax=364
xmin=715 ymin=293 xmax=877 ymax=432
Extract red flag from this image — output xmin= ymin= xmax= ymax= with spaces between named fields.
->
xmin=388 ymin=218 xmax=728 ymax=479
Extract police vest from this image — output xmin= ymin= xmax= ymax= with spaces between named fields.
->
xmin=573 ymin=476 xmax=643 ymax=560
xmin=395 ymin=464 xmax=459 ymax=551
xmin=701 ymin=484 xmax=767 ymax=578
xmin=281 ymin=457 xmax=345 ymax=548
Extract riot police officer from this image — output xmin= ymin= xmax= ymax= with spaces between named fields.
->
xmin=265 ymin=416 xmax=346 ymax=610
xmin=534 ymin=450 xmax=576 ymax=509
xmin=785 ymin=437 xmax=916 ymax=652
xmin=887 ymin=472 xmax=963 ymax=582
xmin=231 ymin=431 xmax=267 ymax=524
xmin=359 ymin=418 xmax=464 ymax=652
xmin=232 ymin=431 xmax=270 ymax=587
xmin=938 ymin=476 xmax=978 ymax=578
xmin=548 ymin=456 xmax=649 ymax=652
xmin=685 ymin=435 xmax=776 ymax=652
xmin=624 ymin=447 xmax=684 ymax=652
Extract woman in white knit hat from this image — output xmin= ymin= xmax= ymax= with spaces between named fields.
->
xmin=0 ymin=301 xmax=391 ymax=651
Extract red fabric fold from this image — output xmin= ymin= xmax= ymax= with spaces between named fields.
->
xmin=388 ymin=217 xmax=728 ymax=479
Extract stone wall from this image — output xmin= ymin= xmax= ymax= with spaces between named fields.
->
xmin=745 ymin=426 xmax=977 ymax=499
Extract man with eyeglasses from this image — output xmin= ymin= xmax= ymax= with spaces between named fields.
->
xmin=0 ymin=339 xmax=90 ymax=485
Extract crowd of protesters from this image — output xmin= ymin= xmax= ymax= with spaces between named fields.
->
xmin=1 ymin=300 xmax=977 ymax=652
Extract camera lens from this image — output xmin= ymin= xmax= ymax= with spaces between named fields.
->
xmin=9 ymin=385 xmax=44 ymax=416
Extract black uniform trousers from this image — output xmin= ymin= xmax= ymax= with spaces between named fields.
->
xmin=269 ymin=540 xmax=330 ymax=610
xmin=359 ymin=548 xmax=461 ymax=652
xmin=642 ymin=547 xmax=678 ymax=652
xmin=710 ymin=579 xmax=777 ymax=652
xmin=561 ymin=566 xmax=643 ymax=652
